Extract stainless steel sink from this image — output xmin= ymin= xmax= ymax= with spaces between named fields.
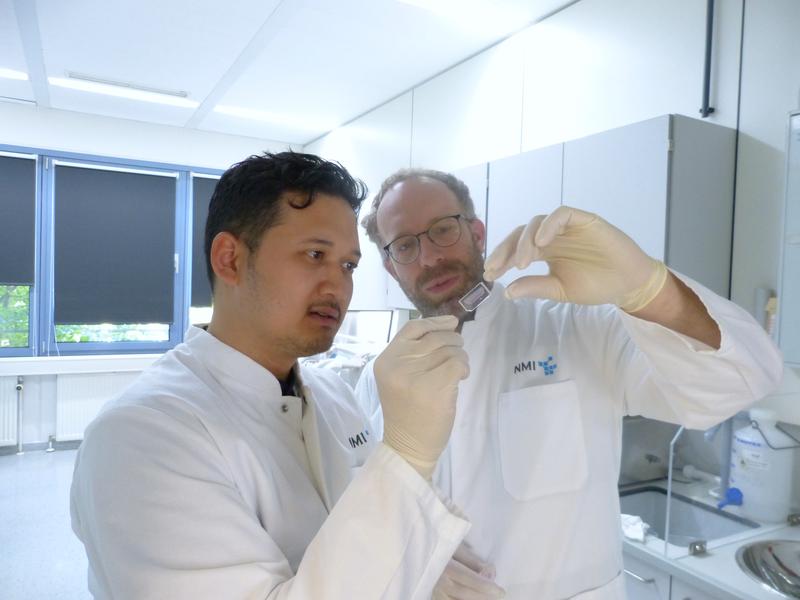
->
xmin=620 ymin=486 xmax=759 ymax=545
xmin=736 ymin=540 xmax=800 ymax=599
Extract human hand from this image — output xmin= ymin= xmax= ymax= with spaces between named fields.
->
xmin=375 ymin=315 xmax=468 ymax=479
xmin=483 ymin=206 xmax=667 ymax=312
xmin=433 ymin=542 xmax=505 ymax=599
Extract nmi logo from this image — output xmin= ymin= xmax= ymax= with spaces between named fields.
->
xmin=513 ymin=355 xmax=558 ymax=376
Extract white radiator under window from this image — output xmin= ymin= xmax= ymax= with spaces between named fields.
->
xmin=0 ymin=376 xmax=18 ymax=446
xmin=56 ymin=372 xmax=140 ymax=441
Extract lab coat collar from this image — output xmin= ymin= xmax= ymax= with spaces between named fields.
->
xmin=183 ymin=326 xmax=288 ymax=400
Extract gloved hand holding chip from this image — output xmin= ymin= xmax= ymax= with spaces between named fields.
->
xmin=483 ymin=206 xmax=668 ymax=312
xmin=374 ymin=315 xmax=469 ymax=479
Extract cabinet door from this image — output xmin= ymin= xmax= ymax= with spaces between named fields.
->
xmin=486 ymin=144 xmax=563 ymax=287
xmin=778 ymin=114 xmax=800 ymax=365
xmin=670 ymin=578 xmax=723 ymax=600
xmin=562 ymin=116 xmax=670 ymax=262
xmin=623 ymin=555 xmax=670 ymax=600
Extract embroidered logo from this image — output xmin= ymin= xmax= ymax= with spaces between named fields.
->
xmin=513 ymin=355 xmax=558 ymax=376
xmin=348 ymin=429 xmax=370 ymax=448
xmin=537 ymin=355 xmax=558 ymax=376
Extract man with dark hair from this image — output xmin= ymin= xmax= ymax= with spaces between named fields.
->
xmin=70 ymin=152 xmax=479 ymax=599
xmin=356 ymin=168 xmax=783 ymax=599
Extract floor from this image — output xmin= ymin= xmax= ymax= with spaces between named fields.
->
xmin=0 ymin=448 xmax=91 ymax=599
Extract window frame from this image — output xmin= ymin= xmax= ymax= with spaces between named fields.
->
xmin=0 ymin=142 xmax=223 ymax=357
xmin=0 ymin=150 xmax=40 ymax=358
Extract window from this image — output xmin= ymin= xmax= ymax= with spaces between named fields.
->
xmin=0 ymin=143 xmax=227 ymax=356
xmin=0 ymin=153 xmax=36 ymax=355
xmin=49 ymin=162 xmax=179 ymax=351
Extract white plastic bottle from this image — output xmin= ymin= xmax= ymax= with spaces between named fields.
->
xmin=729 ymin=408 xmax=796 ymax=523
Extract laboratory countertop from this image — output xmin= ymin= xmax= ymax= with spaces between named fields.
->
xmin=621 ymin=477 xmax=799 ymax=600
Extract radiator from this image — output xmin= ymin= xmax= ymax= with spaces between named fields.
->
xmin=56 ymin=372 xmax=140 ymax=441
xmin=0 ymin=376 xmax=18 ymax=446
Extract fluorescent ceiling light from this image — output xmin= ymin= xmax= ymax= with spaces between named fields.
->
xmin=48 ymin=77 xmax=199 ymax=108
xmin=0 ymin=67 xmax=29 ymax=81
xmin=214 ymin=105 xmax=337 ymax=132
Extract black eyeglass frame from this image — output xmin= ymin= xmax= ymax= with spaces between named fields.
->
xmin=382 ymin=214 xmax=467 ymax=265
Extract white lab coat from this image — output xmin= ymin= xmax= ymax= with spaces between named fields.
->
xmin=355 ymin=274 xmax=783 ymax=599
xmin=71 ymin=326 xmax=469 ymax=600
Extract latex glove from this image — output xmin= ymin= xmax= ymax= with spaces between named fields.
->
xmin=433 ymin=542 xmax=505 ymax=599
xmin=483 ymin=206 xmax=668 ymax=312
xmin=374 ymin=315 xmax=469 ymax=479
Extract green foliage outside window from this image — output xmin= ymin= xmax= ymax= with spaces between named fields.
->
xmin=55 ymin=323 xmax=169 ymax=343
xmin=0 ymin=285 xmax=30 ymax=348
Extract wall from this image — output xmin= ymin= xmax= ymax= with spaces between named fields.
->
xmin=306 ymin=0 xmax=800 ymax=425
xmin=0 ymin=102 xmax=289 ymax=169
xmin=733 ymin=0 xmax=800 ymax=422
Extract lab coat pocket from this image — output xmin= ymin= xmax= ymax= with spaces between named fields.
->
xmin=498 ymin=379 xmax=589 ymax=500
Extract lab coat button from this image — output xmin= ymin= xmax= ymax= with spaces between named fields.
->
xmin=281 ymin=403 xmax=289 ymax=413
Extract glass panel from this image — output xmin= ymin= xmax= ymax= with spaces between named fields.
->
xmin=54 ymin=323 xmax=169 ymax=343
xmin=189 ymin=305 xmax=213 ymax=326
xmin=0 ymin=285 xmax=30 ymax=348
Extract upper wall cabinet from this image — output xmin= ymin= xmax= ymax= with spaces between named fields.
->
xmin=778 ymin=112 xmax=800 ymax=366
xmin=563 ymin=115 xmax=736 ymax=298
xmin=486 ymin=144 xmax=562 ymax=287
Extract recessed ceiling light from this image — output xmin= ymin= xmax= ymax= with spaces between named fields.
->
xmin=48 ymin=76 xmax=199 ymax=108
xmin=0 ymin=67 xmax=29 ymax=81
xmin=214 ymin=105 xmax=337 ymax=132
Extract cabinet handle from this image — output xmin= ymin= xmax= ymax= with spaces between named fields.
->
xmin=623 ymin=569 xmax=656 ymax=585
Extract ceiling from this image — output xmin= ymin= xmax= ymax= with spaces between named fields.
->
xmin=1 ymin=0 xmax=573 ymax=145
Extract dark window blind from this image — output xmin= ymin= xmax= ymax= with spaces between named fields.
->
xmin=0 ymin=155 xmax=36 ymax=284
xmin=54 ymin=165 xmax=176 ymax=324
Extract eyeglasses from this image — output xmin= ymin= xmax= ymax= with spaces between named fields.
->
xmin=383 ymin=214 xmax=465 ymax=264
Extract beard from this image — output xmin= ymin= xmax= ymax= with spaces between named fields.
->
xmin=399 ymin=243 xmax=485 ymax=318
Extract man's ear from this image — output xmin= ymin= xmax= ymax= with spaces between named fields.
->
xmin=210 ymin=232 xmax=246 ymax=287
xmin=470 ymin=218 xmax=487 ymax=253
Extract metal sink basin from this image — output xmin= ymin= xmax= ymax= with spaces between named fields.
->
xmin=620 ymin=486 xmax=759 ymax=545
xmin=736 ymin=540 xmax=800 ymax=599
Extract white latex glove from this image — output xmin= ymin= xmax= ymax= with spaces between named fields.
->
xmin=483 ymin=206 xmax=668 ymax=312
xmin=374 ymin=315 xmax=469 ymax=479
xmin=433 ymin=542 xmax=505 ymax=599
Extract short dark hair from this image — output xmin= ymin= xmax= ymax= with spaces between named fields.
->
xmin=361 ymin=168 xmax=477 ymax=248
xmin=204 ymin=151 xmax=368 ymax=291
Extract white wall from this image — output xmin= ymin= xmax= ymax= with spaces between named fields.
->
xmin=520 ymin=0 xmax=743 ymax=149
xmin=0 ymin=102 xmax=290 ymax=169
xmin=306 ymin=0 xmax=800 ymax=423
xmin=733 ymin=0 xmax=800 ymax=423
xmin=411 ymin=33 xmax=525 ymax=171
